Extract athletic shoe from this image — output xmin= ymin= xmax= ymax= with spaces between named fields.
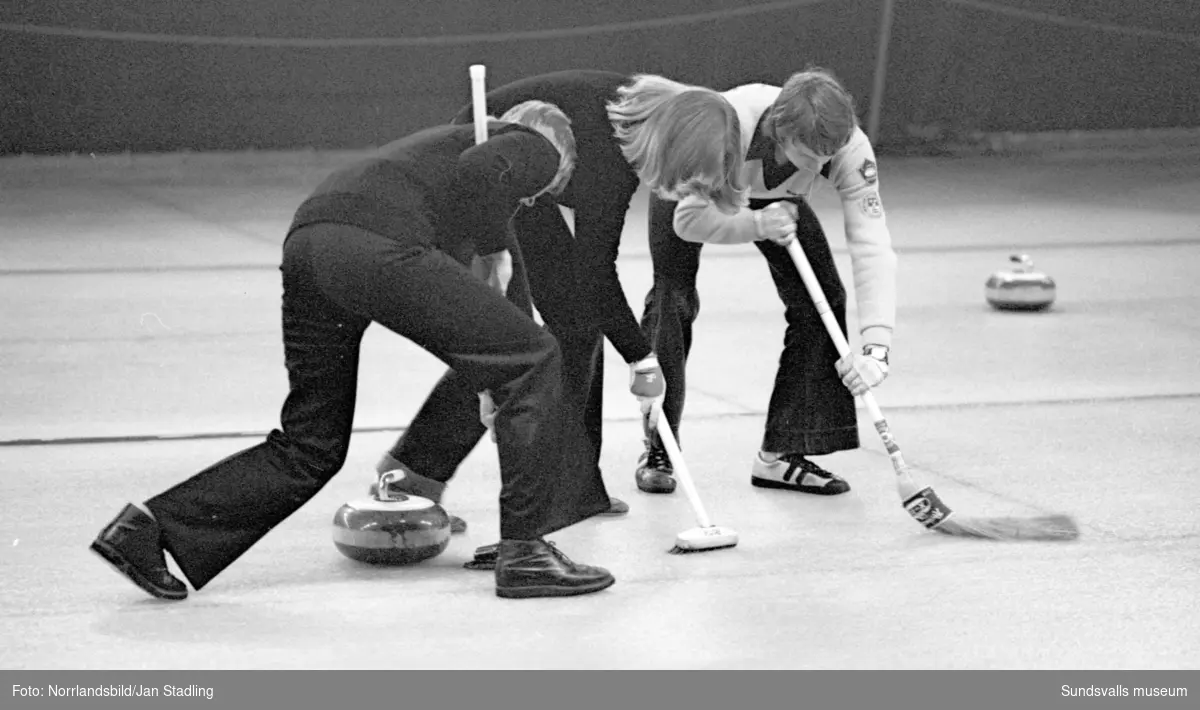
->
xmin=635 ymin=440 xmax=676 ymax=493
xmin=750 ymin=452 xmax=851 ymax=495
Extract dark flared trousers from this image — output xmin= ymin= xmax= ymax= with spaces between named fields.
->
xmin=639 ymin=195 xmax=860 ymax=455
xmin=385 ymin=202 xmax=607 ymax=486
xmin=146 ymin=222 xmax=609 ymax=590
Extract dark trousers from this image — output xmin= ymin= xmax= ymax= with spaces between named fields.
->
xmin=639 ymin=195 xmax=859 ymax=455
xmin=145 ymin=223 xmax=609 ymax=590
xmin=387 ymin=202 xmax=607 ymax=484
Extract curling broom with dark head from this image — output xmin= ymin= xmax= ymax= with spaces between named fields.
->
xmin=784 ymin=240 xmax=1079 ymax=541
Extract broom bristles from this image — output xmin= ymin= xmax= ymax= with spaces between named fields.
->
xmin=891 ymin=463 xmax=1079 ymax=541
xmin=933 ymin=513 xmax=1080 ymax=541
xmin=667 ymin=542 xmax=737 ymax=555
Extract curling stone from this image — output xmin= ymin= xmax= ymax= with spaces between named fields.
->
xmin=332 ymin=470 xmax=452 ymax=565
xmin=985 ymin=254 xmax=1056 ymax=311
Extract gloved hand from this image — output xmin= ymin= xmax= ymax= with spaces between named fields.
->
xmin=629 ymin=354 xmax=664 ymax=428
xmin=753 ymin=202 xmax=799 ymax=245
xmin=478 ymin=391 xmax=497 ymax=442
xmin=835 ymin=346 xmax=890 ymax=396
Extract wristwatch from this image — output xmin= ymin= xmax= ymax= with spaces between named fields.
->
xmin=863 ymin=344 xmax=890 ymax=365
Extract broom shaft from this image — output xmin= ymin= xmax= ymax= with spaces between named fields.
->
xmin=784 ymin=241 xmax=889 ymax=427
xmin=783 ymin=244 xmax=1078 ymax=538
xmin=654 ymin=409 xmax=715 ymax=528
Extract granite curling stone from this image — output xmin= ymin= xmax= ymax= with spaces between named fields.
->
xmin=986 ymin=254 xmax=1056 ymax=311
xmin=332 ymin=470 xmax=452 ymax=565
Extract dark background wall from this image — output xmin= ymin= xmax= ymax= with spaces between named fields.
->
xmin=3 ymin=0 xmax=1198 ymax=155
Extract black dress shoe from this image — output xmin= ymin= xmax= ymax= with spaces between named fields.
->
xmin=90 ymin=504 xmax=188 ymax=601
xmin=464 ymin=542 xmax=500 ymax=570
xmin=597 ymin=496 xmax=630 ymax=517
xmin=494 ymin=539 xmax=614 ymax=599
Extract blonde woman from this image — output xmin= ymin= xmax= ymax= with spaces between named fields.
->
xmin=372 ymin=70 xmax=745 ymax=567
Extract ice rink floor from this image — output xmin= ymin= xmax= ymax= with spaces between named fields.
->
xmin=2 ymin=137 xmax=1198 ymax=669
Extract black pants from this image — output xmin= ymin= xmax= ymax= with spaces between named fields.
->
xmin=387 ymin=202 xmax=607 ymax=485
xmin=146 ymin=223 xmax=609 ymax=590
xmin=639 ymin=195 xmax=859 ymax=455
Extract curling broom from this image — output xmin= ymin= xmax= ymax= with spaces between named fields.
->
xmin=469 ymin=63 xmax=500 ymax=436
xmin=784 ymin=239 xmax=1079 ymax=541
xmin=652 ymin=403 xmax=740 ymax=554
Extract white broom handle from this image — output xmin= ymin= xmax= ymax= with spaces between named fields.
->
xmin=471 ymin=64 xmax=493 ymax=412
xmin=470 ymin=64 xmax=488 ymax=145
xmin=654 ymin=407 xmax=714 ymax=528
xmin=784 ymin=240 xmax=888 ymax=426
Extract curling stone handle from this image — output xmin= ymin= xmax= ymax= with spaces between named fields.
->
xmin=376 ymin=470 xmax=410 ymax=503
xmin=1010 ymin=254 xmax=1034 ymax=271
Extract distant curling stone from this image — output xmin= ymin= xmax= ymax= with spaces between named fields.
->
xmin=332 ymin=470 xmax=452 ymax=565
xmin=985 ymin=254 xmax=1056 ymax=311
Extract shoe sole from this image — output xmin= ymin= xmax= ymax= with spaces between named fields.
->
xmin=495 ymin=576 xmax=616 ymax=599
xmin=750 ymin=475 xmax=851 ymax=496
xmin=635 ymin=476 xmax=677 ymax=494
xmin=636 ymin=484 xmax=676 ymax=494
xmin=597 ymin=501 xmax=630 ymax=517
xmin=90 ymin=541 xmax=188 ymax=601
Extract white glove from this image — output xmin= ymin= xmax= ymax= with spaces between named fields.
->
xmin=835 ymin=346 xmax=890 ymax=396
xmin=753 ymin=202 xmax=798 ymax=245
xmin=478 ymin=391 xmax=497 ymax=442
xmin=629 ymin=354 xmax=664 ymax=427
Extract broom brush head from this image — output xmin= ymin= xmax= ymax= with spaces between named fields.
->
xmin=933 ymin=513 xmax=1080 ymax=541
xmin=667 ymin=525 xmax=739 ymax=554
xmin=896 ymin=470 xmax=1080 ymax=542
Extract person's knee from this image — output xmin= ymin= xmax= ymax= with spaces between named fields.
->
xmin=652 ymin=278 xmax=700 ymax=320
xmin=268 ymin=430 xmax=350 ymax=479
xmin=508 ymin=329 xmax=563 ymax=375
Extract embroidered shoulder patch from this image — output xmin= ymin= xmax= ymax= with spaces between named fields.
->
xmin=858 ymin=158 xmax=878 ymax=185
xmin=860 ymin=192 xmax=884 ymax=218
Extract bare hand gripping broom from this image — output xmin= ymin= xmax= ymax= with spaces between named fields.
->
xmin=784 ymin=240 xmax=1079 ymax=541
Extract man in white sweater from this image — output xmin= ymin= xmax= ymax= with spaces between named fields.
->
xmin=636 ymin=67 xmax=898 ymax=497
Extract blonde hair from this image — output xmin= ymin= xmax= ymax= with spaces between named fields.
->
xmin=497 ymin=100 xmax=577 ymax=201
xmin=607 ymin=74 xmax=747 ymax=213
xmin=763 ymin=67 xmax=858 ymax=156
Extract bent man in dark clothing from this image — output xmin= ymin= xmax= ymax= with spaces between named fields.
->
xmin=90 ymin=111 xmax=616 ymax=601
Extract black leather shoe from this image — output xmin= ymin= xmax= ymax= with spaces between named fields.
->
xmin=597 ymin=496 xmax=630 ymax=517
xmin=90 ymin=504 xmax=188 ymax=601
xmin=464 ymin=542 xmax=500 ymax=571
xmin=494 ymin=539 xmax=614 ymax=598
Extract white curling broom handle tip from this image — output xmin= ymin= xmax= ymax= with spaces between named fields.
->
xmin=470 ymin=65 xmax=488 ymax=145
